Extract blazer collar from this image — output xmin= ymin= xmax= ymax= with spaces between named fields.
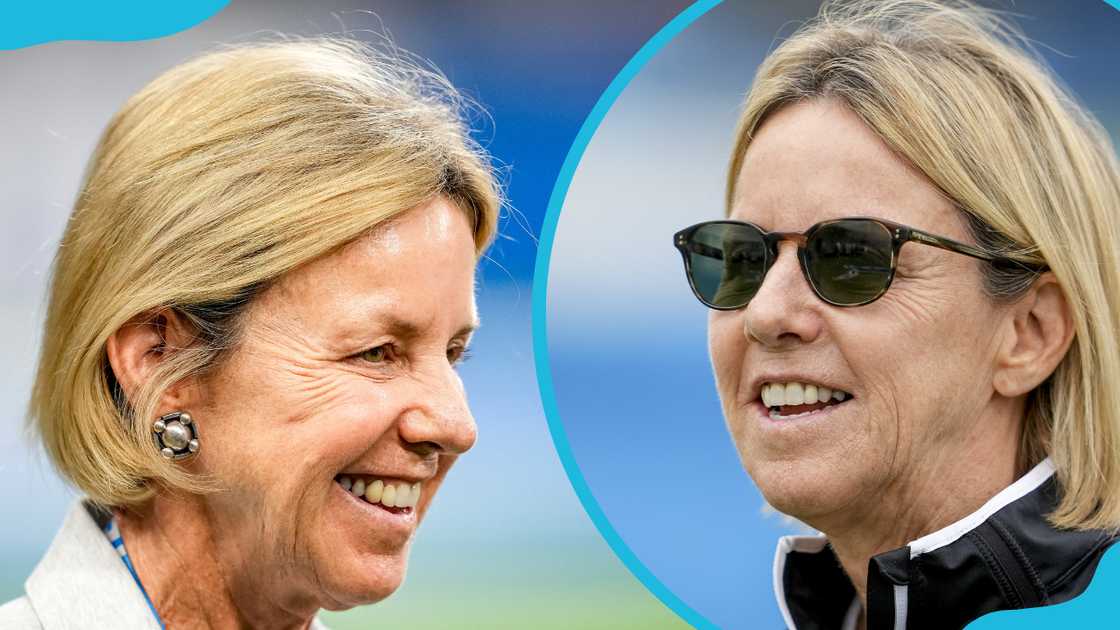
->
xmin=25 ymin=500 xmax=162 ymax=630
xmin=26 ymin=499 xmax=334 ymax=630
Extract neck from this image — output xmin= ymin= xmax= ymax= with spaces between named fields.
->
xmin=814 ymin=398 xmax=1025 ymax=614
xmin=116 ymin=494 xmax=317 ymax=630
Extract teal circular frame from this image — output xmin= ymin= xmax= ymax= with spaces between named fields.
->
xmin=531 ymin=1 xmax=723 ymax=627
xmin=531 ymin=1 xmax=1120 ymax=628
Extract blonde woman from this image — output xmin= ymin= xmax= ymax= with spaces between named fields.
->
xmin=673 ymin=1 xmax=1120 ymax=628
xmin=0 ymin=39 xmax=498 ymax=629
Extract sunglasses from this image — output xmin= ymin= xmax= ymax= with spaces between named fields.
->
xmin=673 ymin=217 xmax=1042 ymax=309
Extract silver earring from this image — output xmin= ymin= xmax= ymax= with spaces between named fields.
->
xmin=152 ymin=411 xmax=200 ymax=460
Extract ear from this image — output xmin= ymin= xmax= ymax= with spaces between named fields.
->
xmin=993 ymin=273 xmax=1075 ymax=398
xmin=105 ymin=308 xmax=197 ymax=410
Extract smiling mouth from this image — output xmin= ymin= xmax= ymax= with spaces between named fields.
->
xmin=336 ymin=475 xmax=421 ymax=515
xmin=761 ymin=381 xmax=853 ymax=420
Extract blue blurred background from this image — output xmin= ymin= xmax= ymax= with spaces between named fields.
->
xmin=545 ymin=1 xmax=1120 ymax=628
xmin=0 ymin=2 xmax=698 ymax=628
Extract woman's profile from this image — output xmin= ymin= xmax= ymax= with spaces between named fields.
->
xmin=0 ymin=38 xmax=498 ymax=629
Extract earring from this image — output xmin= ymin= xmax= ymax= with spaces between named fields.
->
xmin=152 ymin=411 xmax=200 ymax=460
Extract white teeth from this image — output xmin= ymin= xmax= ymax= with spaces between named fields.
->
xmin=338 ymin=476 xmax=422 ymax=510
xmin=785 ymin=383 xmax=804 ymax=405
xmin=766 ymin=384 xmax=786 ymax=406
xmin=760 ymin=381 xmax=852 ymax=412
xmin=365 ymin=479 xmax=384 ymax=503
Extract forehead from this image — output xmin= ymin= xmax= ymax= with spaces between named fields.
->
xmin=256 ymin=197 xmax=478 ymax=337
xmin=730 ymin=99 xmax=962 ymax=237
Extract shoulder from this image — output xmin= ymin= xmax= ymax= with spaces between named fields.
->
xmin=0 ymin=596 xmax=43 ymax=629
xmin=20 ymin=499 xmax=161 ymax=629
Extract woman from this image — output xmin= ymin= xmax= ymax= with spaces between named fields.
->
xmin=0 ymin=38 xmax=498 ymax=628
xmin=674 ymin=1 xmax=1120 ymax=628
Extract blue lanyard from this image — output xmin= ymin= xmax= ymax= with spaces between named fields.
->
xmin=102 ymin=517 xmax=167 ymax=630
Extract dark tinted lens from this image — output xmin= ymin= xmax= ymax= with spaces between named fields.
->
xmin=684 ymin=223 xmax=768 ymax=308
xmin=804 ymin=220 xmax=894 ymax=305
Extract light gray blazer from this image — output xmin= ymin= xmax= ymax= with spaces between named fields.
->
xmin=0 ymin=500 xmax=330 ymax=629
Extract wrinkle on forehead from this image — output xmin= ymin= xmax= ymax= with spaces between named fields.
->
xmin=732 ymin=99 xmax=962 ymax=238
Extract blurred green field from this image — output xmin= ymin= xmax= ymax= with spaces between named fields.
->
xmin=2 ymin=537 xmax=690 ymax=629
xmin=323 ymin=583 xmax=688 ymax=629
xmin=321 ymin=537 xmax=691 ymax=629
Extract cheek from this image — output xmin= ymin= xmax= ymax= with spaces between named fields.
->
xmin=847 ymin=290 xmax=1001 ymax=454
xmin=415 ymin=455 xmax=458 ymax=521
xmin=196 ymin=360 xmax=406 ymax=511
xmin=708 ymin=313 xmax=744 ymax=397
xmin=256 ymin=355 xmax=404 ymax=436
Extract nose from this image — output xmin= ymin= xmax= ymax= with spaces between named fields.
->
xmin=741 ymin=241 xmax=823 ymax=348
xmin=397 ymin=363 xmax=477 ymax=457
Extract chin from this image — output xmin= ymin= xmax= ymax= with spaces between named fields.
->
xmin=318 ymin=555 xmax=409 ymax=611
xmin=743 ymin=454 xmax=865 ymax=525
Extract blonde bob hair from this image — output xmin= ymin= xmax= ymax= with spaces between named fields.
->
xmin=727 ymin=0 xmax=1120 ymax=530
xmin=30 ymin=39 xmax=500 ymax=509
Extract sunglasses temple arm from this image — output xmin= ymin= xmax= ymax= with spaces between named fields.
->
xmin=908 ymin=228 xmax=1007 ymax=262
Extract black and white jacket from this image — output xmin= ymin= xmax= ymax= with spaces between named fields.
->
xmin=774 ymin=458 xmax=1118 ymax=629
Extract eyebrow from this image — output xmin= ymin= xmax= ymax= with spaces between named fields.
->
xmin=378 ymin=314 xmax=479 ymax=342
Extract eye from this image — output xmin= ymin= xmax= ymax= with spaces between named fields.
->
xmin=358 ymin=344 xmax=394 ymax=364
xmin=447 ymin=345 xmax=472 ymax=366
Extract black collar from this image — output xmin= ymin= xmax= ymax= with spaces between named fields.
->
xmin=775 ymin=459 xmax=1117 ymax=630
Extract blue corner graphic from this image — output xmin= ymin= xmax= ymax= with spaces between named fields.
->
xmin=0 ymin=1 xmax=229 ymax=50
xmin=967 ymin=542 xmax=1120 ymax=629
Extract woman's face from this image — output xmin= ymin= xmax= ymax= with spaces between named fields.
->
xmin=189 ymin=196 xmax=479 ymax=610
xmin=709 ymin=100 xmax=1012 ymax=529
